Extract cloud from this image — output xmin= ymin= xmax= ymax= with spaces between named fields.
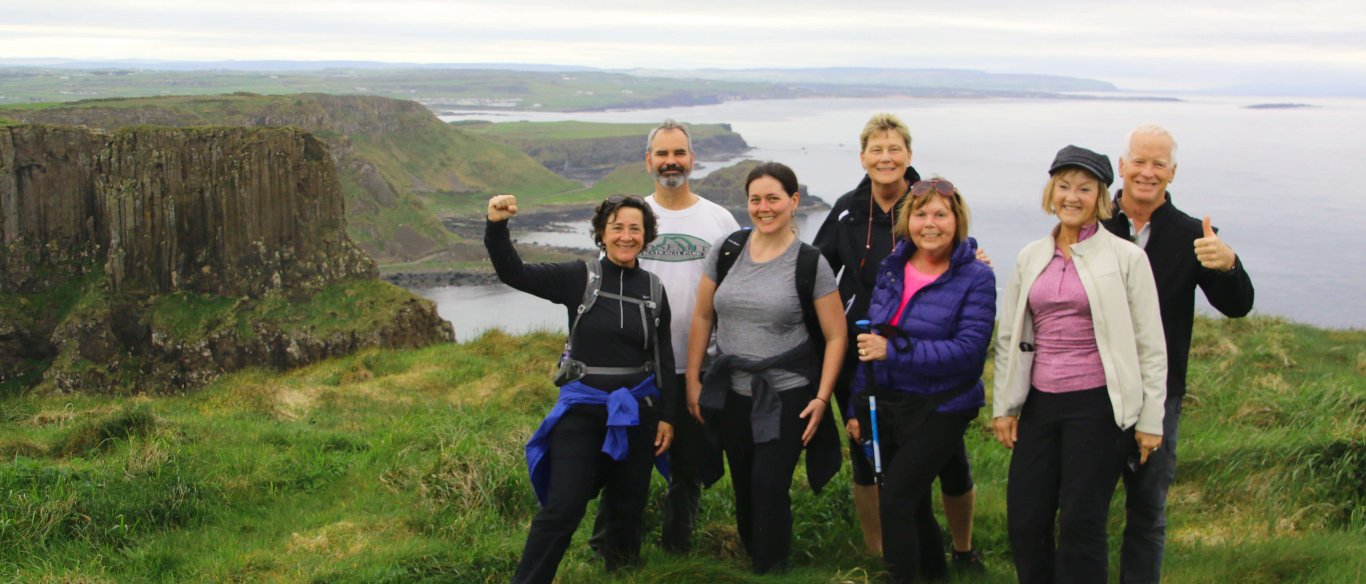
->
xmin=3 ymin=1 xmax=1363 ymax=91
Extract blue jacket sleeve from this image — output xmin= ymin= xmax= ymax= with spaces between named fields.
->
xmin=885 ymin=267 xmax=997 ymax=376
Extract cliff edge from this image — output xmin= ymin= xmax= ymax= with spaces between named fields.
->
xmin=0 ymin=124 xmax=453 ymax=393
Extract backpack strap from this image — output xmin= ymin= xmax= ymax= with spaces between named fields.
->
xmin=714 ymin=228 xmax=752 ymax=287
xmin=556 ymin=260 xmax=660 ymax=383
xmin=564 ymin=260 xmax=603 ymax=358
xmin=647 ymin=270 xmax=663 ymax=378
xmin=796 ymin=242 xmax=826 ymax=355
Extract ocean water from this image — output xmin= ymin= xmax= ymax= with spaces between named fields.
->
xmin=418 ymin=95 xmax=1366 ymax=336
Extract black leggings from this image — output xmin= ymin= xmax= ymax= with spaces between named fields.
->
xmin=841 ymin=370 xmax=975 ymax=494
xmin=876 ymin=405 xmax=975 ymax=583
xmin=720 ymin=387 xmax=811 ymax=574
xmin=512 ymin=404 xmax=658 ymax=584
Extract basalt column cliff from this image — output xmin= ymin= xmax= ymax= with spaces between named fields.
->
xmin=0 ymin=125 xmax=453 ymax=392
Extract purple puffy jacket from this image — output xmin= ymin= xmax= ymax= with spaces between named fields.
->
xmin=850 ymin=236 xmax=996 ymax=414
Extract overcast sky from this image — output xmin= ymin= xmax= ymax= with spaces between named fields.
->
xmin=4 ymin=0 xmax=1364 ymax=93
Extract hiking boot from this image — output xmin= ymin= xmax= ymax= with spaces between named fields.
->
xmin=952 ymin=548 xmax=984 ymax=574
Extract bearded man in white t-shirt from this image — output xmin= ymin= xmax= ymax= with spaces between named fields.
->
xmin=591 ymin=119 xmax=740 ymax=555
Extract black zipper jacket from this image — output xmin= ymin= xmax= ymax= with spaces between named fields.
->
xmin=1101 ymin=191 xmax=1254 ymax=399
xmin=812 ymin=166 xmax=922 ymax=345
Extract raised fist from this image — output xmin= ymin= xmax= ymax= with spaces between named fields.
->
xmin=487 ymin=194 xmax=519 ymax=222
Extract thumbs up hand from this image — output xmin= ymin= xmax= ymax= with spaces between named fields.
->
xmin=1194 ymin=215 xmax=1237 ymax=272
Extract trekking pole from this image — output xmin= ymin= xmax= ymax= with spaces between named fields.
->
xmin=855 ymin=319 xmax=884 ymax=486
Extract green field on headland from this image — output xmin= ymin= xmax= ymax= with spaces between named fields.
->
xmin=2 ymin=316 xmax=1361 ymax=582
xmin=0 ymin=68 xmax=810 ymax=112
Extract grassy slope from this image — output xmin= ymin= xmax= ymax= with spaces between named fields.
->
xmin=1 ymin=317 xmax=1361 ymax=582
xmin=537 ymin=163 xmax=656 ymax=205
xmin=0 ymin=68 xmax=806 ymax=111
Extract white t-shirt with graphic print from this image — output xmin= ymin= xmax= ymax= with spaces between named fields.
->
xmin=640 ymin=194 xmax=741 ymax=373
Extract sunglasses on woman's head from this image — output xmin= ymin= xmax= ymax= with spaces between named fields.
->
xmin=910 ymin=179 xmax=956 ymax=197
xmin=605 ymin=194 xmax=646 ymax=205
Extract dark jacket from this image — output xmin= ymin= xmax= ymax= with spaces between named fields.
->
xmin=852 ymin=236 xmax=996 ymax=413
xmin=812 ymin=166 xmax=922 ymax=368
xmin=485 ymin=219 xmax=676 ymax=420
xmin=1102 ymin=191 xmax=1254 ymax=400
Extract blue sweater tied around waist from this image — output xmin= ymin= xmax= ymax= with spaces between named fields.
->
xmin=525 ymin=376 xmax=671 ymax=506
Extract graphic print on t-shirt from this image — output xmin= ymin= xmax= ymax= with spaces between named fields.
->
xmin=640 ymin=233 xmax=712 ymax=263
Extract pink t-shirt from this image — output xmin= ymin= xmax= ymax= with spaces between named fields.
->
xmin=891 ymin=261 xmax=941 ymax=325
xmin=1027 ymin=224 xmax=1108 ymax=393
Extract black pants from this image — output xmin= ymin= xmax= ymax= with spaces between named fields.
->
xmin=1120 ymin=395 xmax=1182 ymax=584
xmin=1007 ymin=387 xmax=1132 ymax=584
xmin=589 ymin=374 xmax=714 ymax=554
xmin=876 ymin=402 xmax=975 ymax=583
xmin=836 ymin=363 xmax=878 ymax=485
xmin=660 ymin=372 xmax=715 ymax=551
xmin=512 ymin=404 xmax=658 ymax=584
xmin=721 ymin=387 xmax=810 ymax=573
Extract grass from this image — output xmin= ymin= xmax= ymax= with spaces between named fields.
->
xmin=0 ymin=68 xmax=811 ymax=112
xmin=539 ymin=162 xmax=657 ymax=205
xmin=0 ymin=317 xmax=1361 ymax=582
xmin=146 ymin=279 xmax=425 ymax=343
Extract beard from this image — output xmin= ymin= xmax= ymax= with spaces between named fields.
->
xmin=652 ymin=163 xmax=690 ymax=189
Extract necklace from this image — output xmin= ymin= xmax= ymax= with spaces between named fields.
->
xmin=860 ymin=191 xmax=900 ymax=269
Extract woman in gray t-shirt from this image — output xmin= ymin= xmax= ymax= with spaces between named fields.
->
xmin=683 ymin=162 xmax=847 ymax=574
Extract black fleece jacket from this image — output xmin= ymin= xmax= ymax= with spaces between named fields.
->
xmin=812 ymin=166 xmax=922 ymax=347
xmin=485 ymin=219 xmax=676 ymax=421
xmin=1102 ymin=191 xmax=1255 ymax=399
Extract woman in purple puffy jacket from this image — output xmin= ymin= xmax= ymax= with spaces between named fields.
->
xmin=846 ymin=178 xmax=996 ymax=583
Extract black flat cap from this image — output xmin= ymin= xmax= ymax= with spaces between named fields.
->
xmin=1049 ymin=145 xmax=1114 ymax=187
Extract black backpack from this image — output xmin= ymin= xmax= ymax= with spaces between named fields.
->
xmin=713 ymin=228 xmax=826 ymax=355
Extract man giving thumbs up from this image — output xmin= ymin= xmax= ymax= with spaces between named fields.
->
xmin=1103 ymin=124 xmax=1255 ymax=584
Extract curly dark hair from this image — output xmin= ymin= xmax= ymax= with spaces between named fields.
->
xmin=590 ymin=195 xmax=659 ymax=250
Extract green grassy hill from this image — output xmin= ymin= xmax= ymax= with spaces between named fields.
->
xmin=460 ymin=120 xmax=749 ymax=189
xmin=2 ymin=316 xmax=1361 ymax=582
xmin=0 ymin=94 xmax=581 ymax=267
xmin=0 ymin=68 xmax=814 ymax=112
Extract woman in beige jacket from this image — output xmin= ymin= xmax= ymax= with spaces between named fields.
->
xmin=992 ymin=145 xmax=1166 ymax=584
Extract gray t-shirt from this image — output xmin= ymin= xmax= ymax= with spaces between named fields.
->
xmin=704 ymin=236 xmax=838 ymax=394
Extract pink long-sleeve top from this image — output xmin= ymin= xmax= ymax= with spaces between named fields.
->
xmin=1027 ymin=223 xmax=1108 ymax=393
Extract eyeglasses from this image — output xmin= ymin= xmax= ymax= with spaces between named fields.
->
xmin=605 ymin=195 xmax=646 ymax=205
xmin=910 ymin=179 xmax=956 ymax=198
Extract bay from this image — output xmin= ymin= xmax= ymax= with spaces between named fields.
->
xmin=418 ymin=96 xmax=1366 ymax=335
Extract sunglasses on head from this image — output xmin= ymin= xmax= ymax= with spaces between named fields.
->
xmin=910 ymin=179 xmax=956 ymax=197
xmin=605 ymin=195 xmax=645 ymax=205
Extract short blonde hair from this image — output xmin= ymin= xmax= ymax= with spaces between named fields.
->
xmin=859 ymin=113 xmax=912 ymax=152
xmin=1041 ymin=168 xmax=1113 ymax=220
xmin=894 ymin=180 xmax=971 ymax=245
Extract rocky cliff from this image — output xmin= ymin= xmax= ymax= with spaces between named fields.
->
xmin=2 ymin=94 xmax=579 ymax=265
xmin=0 ymin=124 xmax=453 ymax=393
xmin=2 ymin=124 xmax=373 ymax=295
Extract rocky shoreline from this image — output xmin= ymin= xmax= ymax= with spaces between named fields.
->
xmin=383 ymin=270 xmax=501 ymax=288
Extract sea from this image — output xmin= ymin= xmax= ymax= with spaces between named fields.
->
xmin=414 ymin=95 xmax=1366 ymax=336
